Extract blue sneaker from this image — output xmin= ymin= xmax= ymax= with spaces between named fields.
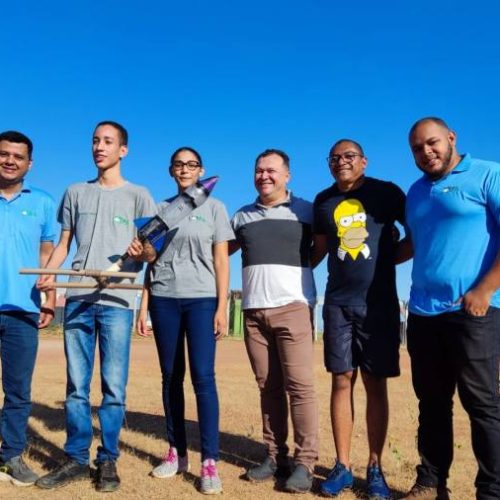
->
xmin=366 ymin=465 xmax=391 ymax=499
xmin=320 ymin=460 xmax=353 ymax=496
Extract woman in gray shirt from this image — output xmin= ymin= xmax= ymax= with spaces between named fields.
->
xmin=136 ymin=147 xmax=234 ymax=495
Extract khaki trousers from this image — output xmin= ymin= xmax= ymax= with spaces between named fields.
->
xmin=244 ymin=301 xmax=319 ymax=469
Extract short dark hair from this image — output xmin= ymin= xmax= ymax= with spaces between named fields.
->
xmin=254 ymin=149 xmax=290 ymax=169
xmin=329 ymin=139 xmax=365 ymax=157
xmin=0 ymin=130 xmax=33 ymax=159
xmin=94 ymin=120 xmax=128 ymax=146
xmin=170 ymin=146 xmax=203 ymax=166
xmin=409 ymin=117 xmax=450 ymax=139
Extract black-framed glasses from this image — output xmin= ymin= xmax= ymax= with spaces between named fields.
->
xmin=327 ymin=152 xmax=363 ymax=165
xmin=171 ymin=160 xmax=201 ymax=171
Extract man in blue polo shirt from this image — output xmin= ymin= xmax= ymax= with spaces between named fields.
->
xmin=404 ymin=117 xmax=500 ymax=500
xmin=0 ymin=131 xmax=56 ymax=487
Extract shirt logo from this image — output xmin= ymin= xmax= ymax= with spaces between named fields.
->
xmin=189 ymin=215 xmax=207 ymax=222
xmin=113 ymin=215 xmax=129 ymax=225
xmin=441 ymin=186 xmax=459 ymax=193
xmin=21 ymin=210 xmax=36 ymax=217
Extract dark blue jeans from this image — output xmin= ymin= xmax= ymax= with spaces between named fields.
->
xmin=148 ymin=296 xmax=219 ymax=461
xmin=0 ymin=311 xmax=39 ymax=461
xmin=407 ymin=308 xmax=500 ymax=500
xmin=63 ymin=300 xmax=133 ymax=464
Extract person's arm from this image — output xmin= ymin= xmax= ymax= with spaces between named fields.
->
xmin=136 ymin=280 xmax=152 ymax=337
xmin=38 ymin=241 xmax=56 ymax=328
xmin=37 ymin=229 xmax=73 ymax=291
xmin=463 ymin=169 xmax=500 ymax=315
xmin=310 ymin=234 xmax=328 ymax=268
xmin=395 ymin=237 xmax=413 ymax=264
xmin=461 ymin=253 xmax=500 ymax=316
xmin=391 ymin=185 xmax=413 ymax=265
xmin=213 ymin=241 xmax=229 ymax=340
xmin=228 ymin=240 xmax=240 ymax=255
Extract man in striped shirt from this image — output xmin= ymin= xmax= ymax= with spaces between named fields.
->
xmin=230 ymin=149 xmax=319 ymax=494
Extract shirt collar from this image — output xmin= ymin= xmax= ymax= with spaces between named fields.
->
xmin=0 ymin=181 xmax=31 ymax=200
xmin=421 ymin=153 xmax=472 ymax=184
xmin=451 ymin=153 xmax=471 ymax=173
xmin=254 ymin=190 xmax=292 ymax=208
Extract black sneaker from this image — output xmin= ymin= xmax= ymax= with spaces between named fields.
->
xmin=246 ymin=456 xmax=277 ymax=482
xmin=402 ymin=482 xmax=451 ymax=499
xmin=35 ymin=458 xmax=90 ymax=489
xmin=95 ymin=460 xmax=120 ymax=492
xmin=0 ymin=456 xmax=39 ymax=486
xmin=284 ymin=464 xmax=313 ymax=493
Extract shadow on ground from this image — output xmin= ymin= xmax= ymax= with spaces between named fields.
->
xmin=27 ymin=401 xmax=265 ymax=472
xmin=26 ymin=401 xmax=406 ymax=497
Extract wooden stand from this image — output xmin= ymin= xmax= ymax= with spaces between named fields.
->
xmin=19 ymin=268 xmax=144 ymax=290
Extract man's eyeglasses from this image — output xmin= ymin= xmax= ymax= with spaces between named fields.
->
xmin=327 ymin=152 xmax=363 ymax=165
xmin=171 ymin=160 xmax=201 ymax=171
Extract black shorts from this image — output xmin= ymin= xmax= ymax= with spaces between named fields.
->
xmin=323 ymin=303 xmax=400 ymax=377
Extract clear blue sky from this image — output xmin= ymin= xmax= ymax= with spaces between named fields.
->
xmin=3 ymin=0 xmax=500 ymax=299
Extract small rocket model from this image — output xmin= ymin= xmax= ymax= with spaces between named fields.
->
xmin=107 ymin=176 xmax=219 ymax=272
xmin=20 ymin=177 xmax=220 ymax=290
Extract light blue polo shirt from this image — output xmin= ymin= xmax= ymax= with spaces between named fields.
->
xmin=406 ymin=154 xmax=500 ymax=316
xmin=0 ymin=183 xmax=56 ymax=313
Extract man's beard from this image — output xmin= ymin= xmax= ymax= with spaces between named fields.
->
xmin=417 ymin=143 xmax=454 ymax=180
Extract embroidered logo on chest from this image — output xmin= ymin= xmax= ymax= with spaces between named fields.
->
xmin=189 ymin=215 xmax=207 ymax=222
xmin=113 ymin=215 xmax=129 ymax=225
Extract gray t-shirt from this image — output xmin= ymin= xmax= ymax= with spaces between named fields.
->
xmin=59 ymin=180 xmax=157 ymax=308
xmin=149 ymin=196 xmax=234 ymax=298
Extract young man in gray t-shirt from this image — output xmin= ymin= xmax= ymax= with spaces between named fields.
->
xmin=36 ymin=121 xmax=156 ymax=493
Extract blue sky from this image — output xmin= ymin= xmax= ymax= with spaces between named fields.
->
xmin=2 ymin=0 xmax=500 ymax=299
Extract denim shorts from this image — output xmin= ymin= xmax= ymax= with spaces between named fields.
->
xmin=323 ymin=303 xmax=400 ymax=377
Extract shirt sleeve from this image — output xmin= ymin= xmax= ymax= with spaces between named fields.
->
xmin=136 ymin=188 xmax=158 ymax=218
xmin=483 ymin=163 xmax=500 ymax=227
xmin=230 ymin=210 xmax=240 ymax=233
xmin=41 ymin=193 xmax=57 ymax=242
xmin=212 ymin=200 xmax=235 ymax=244
xmin=312 ymin=196 xmax=327 ymax=234
xmin=390 ymin=183 xmax=407 ymax=226
xmin=57 ymin=188 xmax=74 ymax=231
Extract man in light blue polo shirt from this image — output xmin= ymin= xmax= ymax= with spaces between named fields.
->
xmin=404 ymin=117 xmax=500 ymax=500
xmin=0 ymin=130 xmax=56 ymax=487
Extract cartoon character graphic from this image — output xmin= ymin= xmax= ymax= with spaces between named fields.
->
xmin=333 ymin=199 xmax=370 ymax=261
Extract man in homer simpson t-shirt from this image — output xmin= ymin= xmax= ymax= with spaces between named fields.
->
xmin=312 ymin=139 xmax=410 ymax=499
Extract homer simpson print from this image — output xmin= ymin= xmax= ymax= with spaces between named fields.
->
xmin=333 ymin=199 xmax=370 ymax=261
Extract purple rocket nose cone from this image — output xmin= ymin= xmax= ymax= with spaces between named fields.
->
xmin=199 ymin=175 xmax=219 ymax=194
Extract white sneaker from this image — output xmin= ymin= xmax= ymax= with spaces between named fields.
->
xmin=151 ymin=448 xmax=189 ymax=478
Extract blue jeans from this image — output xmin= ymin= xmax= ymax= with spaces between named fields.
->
xmin=0 ymin=312 xmax=39 ymax=461
xmin=63 ymin=300 xmax=133 ymax=464
xmin=148 ymin=296 xmax=219 ymax=461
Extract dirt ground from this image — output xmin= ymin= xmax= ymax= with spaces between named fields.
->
xmin=0 ymin=336 xmax=476 ymax=499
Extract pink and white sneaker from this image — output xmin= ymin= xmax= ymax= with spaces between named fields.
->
xmin=151 ymin=448 xmax=189 ymax=478
xmin=200 ymin=458 xmax=222 ymax=495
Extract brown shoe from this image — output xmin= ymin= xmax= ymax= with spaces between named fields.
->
xmin=403 ymin=483 xmax=450 ymax=499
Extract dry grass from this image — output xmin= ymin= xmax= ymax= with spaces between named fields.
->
xmin=0 ymin=335 xmax=476 ymax=499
